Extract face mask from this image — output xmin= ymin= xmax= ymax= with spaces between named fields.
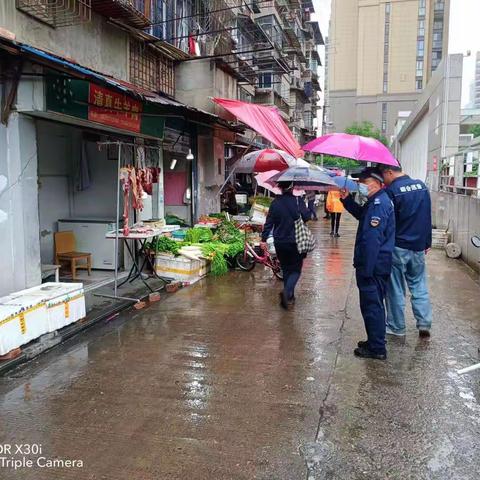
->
xmin=358 ymin=183 xmax=369 ymax=197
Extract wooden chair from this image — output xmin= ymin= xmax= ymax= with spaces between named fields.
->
xmin=54 ymin=231 xmax=92 ymax=280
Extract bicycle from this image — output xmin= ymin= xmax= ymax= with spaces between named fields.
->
xmin=235 ymin=233 xmax=283 ymax=280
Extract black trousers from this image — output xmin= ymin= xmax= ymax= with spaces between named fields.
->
xmin=356 ymin=272 xmax=389 ymax=354
xmin=330 ymin=213 xmax=341 ymax=233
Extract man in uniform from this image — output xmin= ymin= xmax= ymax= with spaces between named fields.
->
xmin=379 ymin=164 xmax=433 ymax=338
xmin=340 ymin=167 xmax=395 ymax=360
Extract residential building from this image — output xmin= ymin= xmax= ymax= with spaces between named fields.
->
xmin=327 ymin=0 xmax=450 ymax=139
xmin=0 ymin=0 xmax=245 ymax=296
xmin=251 ymin=1 xmax=324 ymax=146
xmin=473 ymin=51 xmax=480 ymax=108
xmin=393 ymin=54 xmax=462 ymax=187
xmin=0 ymin=0 xmax=325 ymax=297
xmin=322 ymin=35 xmax=331 ymax=134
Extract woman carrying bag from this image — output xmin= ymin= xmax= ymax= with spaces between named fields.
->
xmin=326 ymin=190 xmax=345 ymax=237
xmin=261 ymin=182 xmax=314 ymax=310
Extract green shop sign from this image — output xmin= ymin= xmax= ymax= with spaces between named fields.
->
xmin=46 ymin=76 xmax=165 ymax=139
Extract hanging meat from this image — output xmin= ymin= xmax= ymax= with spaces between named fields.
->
xmin=141 ymin=167 xmax=154 ymax=195
xmin=129 ymin=167 xmax=144 ymax=211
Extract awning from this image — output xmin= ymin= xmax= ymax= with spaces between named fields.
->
xmin=212 ymin=98 xmax=304 ymax=158
xmin=0 ymin=35 xmax=238 ymax=131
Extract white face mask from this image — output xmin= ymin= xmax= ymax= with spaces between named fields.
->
xmin=358 ymin=183 xmax=369 ymax=197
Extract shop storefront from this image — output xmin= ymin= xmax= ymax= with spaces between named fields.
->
xmin=0 ymin=39 xmax=232 ymax=298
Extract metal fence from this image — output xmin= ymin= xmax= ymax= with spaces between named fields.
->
xmin=439 ymin=146 xmax=480 ymax=197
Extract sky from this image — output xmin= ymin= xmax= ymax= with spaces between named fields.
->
xmin=448 ymin=0 xmax=480 ymax=107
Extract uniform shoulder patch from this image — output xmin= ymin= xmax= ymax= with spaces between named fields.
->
xmin=374 ymin=198 xmax=381 ymax=205
xmin=370 ymin=216 xmax=381 ymax=227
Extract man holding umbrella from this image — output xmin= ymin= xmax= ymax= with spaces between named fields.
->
xmin=340 ymin=168 xmax=395 ymax=360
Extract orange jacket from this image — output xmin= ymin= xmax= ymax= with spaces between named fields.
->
xmin=326 ymin=191 xmax=345 ymax=213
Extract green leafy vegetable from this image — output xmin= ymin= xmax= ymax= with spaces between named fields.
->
xmin=153 ymin=236 xmax=181 ymax=255
xmin=185 ymin=227 xmax=213 ymax=244
xmin=252 ymin=196 xmax=273 ymax=208
xmin=216 ymin=221 xmax=244 ymax=244
xmin=200 ymin=243 xmax=229 ymax=276
xmin=165 ymin=214 xmax=189 ymax=227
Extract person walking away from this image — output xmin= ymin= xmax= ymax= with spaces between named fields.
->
xmin=305 ymin=190 xmax=318 ymax=220
xmin=340 ymin=167 xmax=395 ymax=360
xmin=379 ymin=165 xmax=433 ymax=338
xmin=261 ymin=182 xmax=311 ymax=310
xmin=326 ymin=190 xmax=344 ymax=237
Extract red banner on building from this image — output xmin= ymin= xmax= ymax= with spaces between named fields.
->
xmin=88 ymin=84 xmax=142 ymax=132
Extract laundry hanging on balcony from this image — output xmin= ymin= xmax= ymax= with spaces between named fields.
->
xmin=212 ymin=98 xmax=304 ymax=158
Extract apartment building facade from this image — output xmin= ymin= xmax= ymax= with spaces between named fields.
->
xmin=326 ymin=0 xmax=449 ymax=140
xmin=0 ymin=0 xmax=324 ymax=296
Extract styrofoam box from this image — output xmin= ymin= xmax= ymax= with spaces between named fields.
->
xmin=155 ymin=255 xmax=210 ymax=283
xmin=0 ymin=303 xmax=48 ymax=355
xmin=0 ymin=283 xmax=86 ymax=354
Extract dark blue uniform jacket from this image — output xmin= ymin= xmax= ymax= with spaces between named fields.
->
xmin=342 ymin=190 xmax=395 ymax=277
xmin=385 ymin=175 xmax=432 ymax=252
xmin=262 ymin=193 xmax=310 ymax=243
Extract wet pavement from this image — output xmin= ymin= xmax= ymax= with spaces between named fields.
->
xmin=0 ymin=215 xmax=480 ymax=479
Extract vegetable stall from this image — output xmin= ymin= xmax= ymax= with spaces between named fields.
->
xmin=145 ymin=216 xmax=248 ymax=282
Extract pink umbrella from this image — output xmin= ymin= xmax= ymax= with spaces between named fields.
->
xmin=213 ymin=98 xmax=304 ymax=158
xmin=234 ymin=149 xmax=298 ymax=173
xmin=303 ymin=133 xmax=399 ymax=167
xmin=255 ymin=171 xmax=304 ymax=196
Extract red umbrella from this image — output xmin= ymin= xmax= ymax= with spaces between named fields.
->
xmin=234 ymin=149 xmax=298 ymax=173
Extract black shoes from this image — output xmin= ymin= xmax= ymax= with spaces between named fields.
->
xmin=357 ymin=340 xmax=368 ymax=348
xmin=419 ymin=329 xmax=431 ymax=338
xmin=354 ymin=346 xmax=387 ymax=360
xmin=329 ymin=231 xmax=334 ymax=237
xmin=334 ymin=233 xmax=340 ymax=238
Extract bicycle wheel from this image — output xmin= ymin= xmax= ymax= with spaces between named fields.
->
xmin=235 ymin=251 xmax=256 ymax=271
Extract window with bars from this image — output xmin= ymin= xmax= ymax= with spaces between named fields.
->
xmin=381 ymin=102 xmax=387 ymax=134
xmin=129 ymin=40 xmax=175 ymax=97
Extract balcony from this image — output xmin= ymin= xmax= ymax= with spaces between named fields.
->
xmin=16 ymin=0 xmax=91 ymax=27
xmin=283 ymin=17 xmax=304 ymax=50
xmin=91 ymin=0 xmax=150 ymax=29
xmin=290 ymin=77 xmax=305 ymax=91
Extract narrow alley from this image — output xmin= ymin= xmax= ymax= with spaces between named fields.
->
xmin=0 ymin=216 xmax=479 ymax=480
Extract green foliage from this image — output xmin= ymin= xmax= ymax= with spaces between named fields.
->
xmin=315 ymin=121 xmax=389 ymax=169
xmin=316 ymin=155 xmax=360 ymax=169
xmin=345 ymin=121 xmax=389 ymax=146
xmin=469 ymin=124 xmax=480 ymax=138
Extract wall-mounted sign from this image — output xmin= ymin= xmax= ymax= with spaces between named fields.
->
xmin=46 ymin=76 xmax=164 ymax=139
xmin=88 ymin=84 xmax=142 ymax=132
